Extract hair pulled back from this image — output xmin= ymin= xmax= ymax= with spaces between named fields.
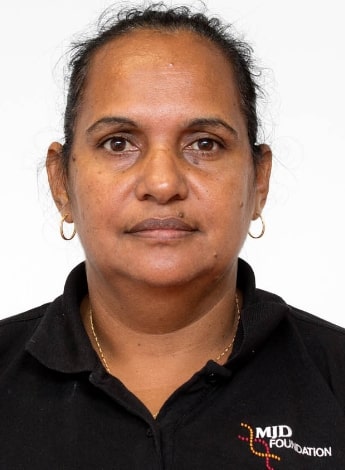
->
xmin=62 ymin=3 xmax=263 ymax=170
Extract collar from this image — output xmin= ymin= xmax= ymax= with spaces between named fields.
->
xmin=26 ymin=259 xmax=289 ymax=374
xmin=230 ymin=259 xmax=289 ymax=366
xmin=26 ymin=263 xmax=98 ymax=373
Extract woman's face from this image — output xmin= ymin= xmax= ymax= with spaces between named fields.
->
xmin=48 ymin=29 xmax=271 ymax=288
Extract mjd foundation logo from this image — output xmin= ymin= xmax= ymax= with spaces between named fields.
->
xmin=238 ymin=422 xmax=332 ymax=470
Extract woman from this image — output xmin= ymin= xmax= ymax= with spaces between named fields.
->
xmin=0 ymin=4 xmax=344 ymax=468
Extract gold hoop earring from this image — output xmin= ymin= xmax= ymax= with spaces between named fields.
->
xmin=60 ymin=214 xmax=76 ymax=241
xmin=248 ymin=214 xmax=265 ymax=239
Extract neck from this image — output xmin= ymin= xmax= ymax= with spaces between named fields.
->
xmin=82 ymin=260 xmax=240 ymax=361
xmin=81 ymin=263 xmax=241 ymax=416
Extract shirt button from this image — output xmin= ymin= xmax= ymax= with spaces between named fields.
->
xmin=146 ymin=428 xmax=153 ymax=438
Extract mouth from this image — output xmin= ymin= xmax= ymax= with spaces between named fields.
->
xmin=126 ymin=217 xmax=197 ymax=240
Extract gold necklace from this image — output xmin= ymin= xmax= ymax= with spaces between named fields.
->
xmin=89 ymin=293 xmax=241 ymax=373
xmin=89 ymin=308 xmax=111 ymax=373
xmin=215 ymin=293 xmax=241 ymax=362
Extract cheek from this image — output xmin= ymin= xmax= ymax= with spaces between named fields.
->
xmin=205 ymin=173 xmax=255 ymax=241
xmin=207 ymin=171 xmax=255 ymax=213
xmin=69 ymin=168 xmax=136 ymax=239
xmin=68 ymin=169 xmax=108 ymax=224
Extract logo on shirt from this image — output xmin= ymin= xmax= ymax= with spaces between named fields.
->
xmin=238 ymin=422 xmax=332 ymax=469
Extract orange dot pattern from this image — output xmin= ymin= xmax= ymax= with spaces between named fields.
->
xmin=238 ymin=422 xmax=281 ymax=470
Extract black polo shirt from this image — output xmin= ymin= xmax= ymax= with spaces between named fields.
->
xmin=0 ymin=259 xmax=345 ymax=469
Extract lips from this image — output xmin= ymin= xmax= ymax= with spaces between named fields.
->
xmin=127 ymin=217 xmax=196 ymax=236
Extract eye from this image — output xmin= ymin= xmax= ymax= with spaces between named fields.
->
xmin=102 ymin=136 xmax=136 ymax=153
xmin=195 ymin=138 xmax=217 ymax=151
xmin=188 ymin=138 xmax=223 ymax=153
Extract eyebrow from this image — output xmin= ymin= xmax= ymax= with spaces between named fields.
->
xmin=86 ymin=116 xmax=238 ymax=137
xmin=186 ymin=118 xmax=238 ymax=138
xmin=86 ymin=117 xmax=137 ymax=135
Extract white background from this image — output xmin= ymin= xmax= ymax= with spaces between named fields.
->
xmin=0 ymin=1 xmax=344 ymax=325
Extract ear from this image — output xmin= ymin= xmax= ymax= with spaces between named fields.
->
xmin=252 ymin=144 xmax=272 ymax=219
xmin=46 ymin=142 xmax=73 ymax=221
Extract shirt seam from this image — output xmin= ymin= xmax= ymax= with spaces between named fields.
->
xmin=290 ymin=307 xmax=345 ymax=336
xmin=0 ymin=313 xmax=44 ymax=328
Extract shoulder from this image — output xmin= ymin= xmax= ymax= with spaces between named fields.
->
xmin=253 ymin=286 xmax=345 ymax=408
xmin=256 ymin=287 xmax=345 ymax=344
xmin=0 ymin=305 xmax=49 ymax=366
xmin=0 ymin=306 xmax=47 ymax=325
xmin=288 ymin=304 xmax=345 ymax=372
xmin=0 ymin=304 xmax=48 ymax=332
xmin=287 ymin=303 xmax=345 ymax=351
xmin=258 ymin=289 xmax=345 ymax=407
xmin=290 ymin=305 xmax=345 ymax=405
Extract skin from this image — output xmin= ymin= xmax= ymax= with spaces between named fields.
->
xmin=47 ymin=29 xmax=271 ymax=415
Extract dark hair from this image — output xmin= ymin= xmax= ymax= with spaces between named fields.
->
xmin=62 ymin=3 xmax=263 ymax=170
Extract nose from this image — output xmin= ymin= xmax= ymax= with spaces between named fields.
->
xmin=135 ymin=147 xmax=188 ymax=204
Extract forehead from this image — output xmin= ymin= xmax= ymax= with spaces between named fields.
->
xmin=91 ymin=28 xmax=230 ymax=67
xmin=86 ymin=28 xmax=238 ymax=96
xmin=78 ymin=29 xmax=245 ymax=133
